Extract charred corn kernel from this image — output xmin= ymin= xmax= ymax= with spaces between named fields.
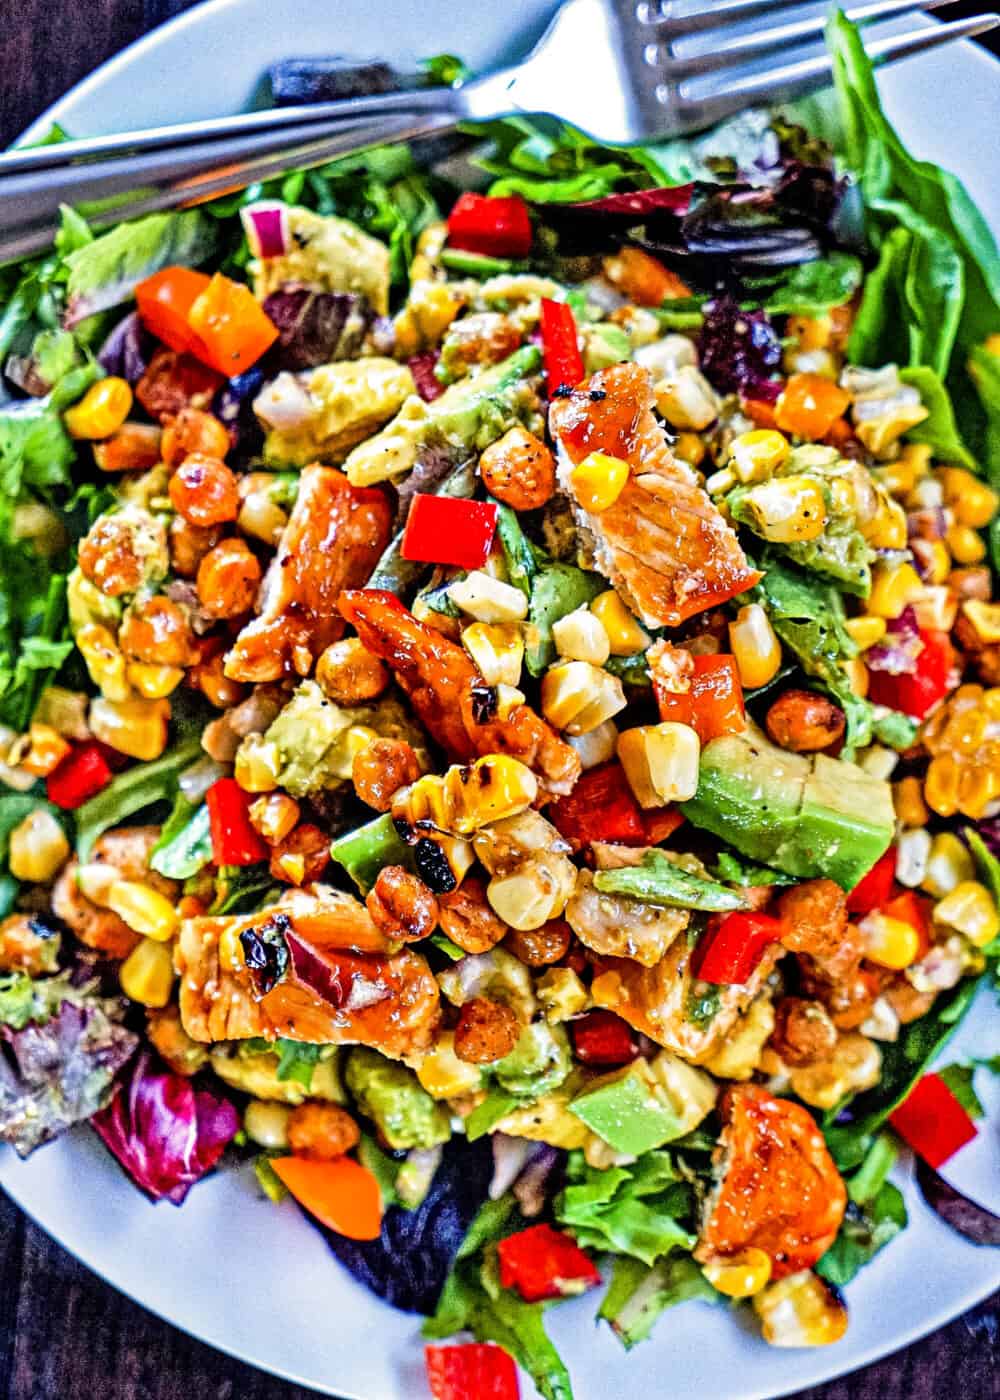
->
xmin=487 ymin=858 xmax=572 ymax=930
xmin=911 ymin=585 xmax=957 ymax=633
xmin=857 ymin=911 xmax=920 ymax=970
xmin=706 ymin=467 xmax=736 ymax=495
xmin=907 ymin=476 xmax=944 ymax=511
xmin=64 ymin=377 xmax=133 ymax=440
xmin=462 ymin=622 xmax=525 ymax=686
xmin=76 ymin=622 xmax=131 ymax=703
xmin=946 ymin=523 xmax=987 ymax=565
xmin=249 ymin=793 xmax=300 ymax=845
xmin=933 ymin=880 xmax=1000 ymax=947
xmin=107 ymin=881 xmax=179 ymax=941
xmin=448 ymin=571 xmax=528 ymax=624
xmin=536 ymin=966 xmax=589 ymax=1024
xmin=617 ymin=721 xmax=700 ymax=807
xmin=89 ymin=696 xmax=169 ymax=761
xmin=567 ymin=717 xmax=619 ymax=770
xmin=76 ymin=861 xmax=118 ymax=906
xmin=728 ymin=604 xmax=782 ymax=689
xmin=787 ymin=314 xmax=833 ymax=352
xmin=938 ymin=467 xmax=998 ymax=528
xmin=839 ymin=656 xmax=869 ymax=700
xmin=234 ymin=734 xmax=282 ymax=793
xmin=961 ymin=599 xmax=1000 ymax=644
xmin=922 ymin=831 xmax=975 ymax=896
xmin=924 ymin=755 xmax=962 ymax=819
xmin=414 ymin=1032 xmax=483 ymax=1099
xmin=402 ymin=755 xmax=538 ymax=836
xmin=739 ymin=476 xmax=827 ymax=543
xmin=243 ymin=1100 xmax=291 ymax=1150
xmin=551 ymin=609 xmax=610 ymax=666
xmin=275 ymin=851 xmax=307 ymax=884
xmin=673 ymin=431 xmax=706 ymax=468
xmin=729 ymin=429 xmax=790 ymax=484
xmin=894 ymin=776 xmax=929 ymax=828
xmin=702 ymin=1249 xmax=772 ymax=1299
xmin=569 ymin=451 xmax=630 ymax=513
xmin=126 ymin=662 xmax=184 ymax=700
xmin=754 ymin=1271 xmax=848 ymax=1348
xmin=8 ymin=810 xmax=69 ymax=883
xmin=218 ymin=923 xmax=244 ymax=973
xmin=654 ymin=365 xmax=720 ymax=430
xmin=897 ymin=442 xmax=932 ymax=482
xmin=896 ymin=827 xmax=932 ymax=888
xmin=119 ymin=937 xmax=174 ymax=1008
xmin=867 ymin=562 xmax=923 ymax=619
xmin=590 ymin=590 xmax=650 ymax=656
xmin=540 ymin=661 xmax=627 ymax=735
xmin=844 ymin=616 xmax=887 ymax=650
xmin=19 ymin=723 xmax=71 ymax=778
xmin=863 ymin=493 xmax=908 ymax=549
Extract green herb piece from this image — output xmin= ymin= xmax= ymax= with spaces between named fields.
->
xmin=594 ymin=850 xmax=750 ymax=912
xmin=74 ymin=738 xmax=201 ymax=860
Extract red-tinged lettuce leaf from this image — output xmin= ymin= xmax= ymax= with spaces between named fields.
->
xmin=261 ymin=287 xmax=373 ymax=371
xmin=568 ymin=186 xmax=694 ymax=218
xmin=698 ymin=296 xmax=782 ymax=398
xmin=91 ymin=1050 xmax=238 ymax=1203
xmin=408 ymin=351 xmax=446 ymax=402
xmin=97 ymin=311 xmax=154 ymax=385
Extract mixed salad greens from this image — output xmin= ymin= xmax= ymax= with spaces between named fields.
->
xmin=0 ymin=11 xmax=998 ymax=1398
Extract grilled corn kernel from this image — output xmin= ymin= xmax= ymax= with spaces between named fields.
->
xmin=894 ymin=776 xmax=929 ymax=828
xmin=448 ymin=571 xmax=528 ymax=624
xmin=858 ymin=744 xmax=898 ymax=781
xmin=567 ymin=717 xmax=619 ymax=770
xmin=923 ymin=754 xmax=961 ymax=818
xmin=415 ymin=1032 xmax=483 ymax=1099
xmin=753 ymin=1271 xmax=848 ymax=1348
xmin=237 ymin=493 xmax=288 ymax=547
xmin=844 ymin=616 xmax=887 ymax=651
xmin=462 ymin=622 xmax=525 ymax=686
xmin=907 ymin=476 xmax=944 ymax=510
xmin=702 ymin=1249 xmax=773 ymax=1299
xmin=728 ymin=604 xmax=782 ymax=689
xmin=911 ymin=585 xmax=957 ymax=632
xmin=76 ymin=622 xmax=131 ymax=702
xmin=938 ymin=467 xmax=998 ymax=528
xmin=854 ymin=400 xmax=929 ymax=457
xmin=617 ymin=721 xmax=700 ymax=807
xmin=64 ymin=377 xmax=133 ymax=440
xmin=8 ymin=810 xmax=69 ymax=883
xmin=552 ymin=608 xmax=611 ymax=666
xmin=126 ymin=662 xmax=185 ymax=700
xmin=857 ymin=911 xmax=920 ymax=970
xmin=217 ymin=923 xmax=244 ymax=973
xmin=839 ymin=656 xmax=869 ymax=699
xmin=961 ymin=599 xmax=1000 ymax=644
xmin=590 ymin=590 xmax=651 ymax=656
xmin=569 ymin=451 xmax=630 ymax=513
xmin=243 ymin=1100 xmax=291 ymax=1150
xmin=344 ymin=725 xmax=379 ymax=767
xmin=895 ymin=827 xmax=932 ymax=889
xmin=402 ymin=755 xmax=538 ymax=836
xmin=536 ymin=966 xmax=589 ymax=1024
xmin=739 ymin=476 xmax=827 ymax=543
xmin=487 ymin=858 xmax=572 ymax=930
xmin=249 ymin=793 xmax=300 ymax=845
xmin=897 ymin=442 xmax=932 ymax=481
xmin=867 ymin=562 xmax=923 ymax=619
xmin=89 ymin=696 xmax=169 ymax=760
xmin=673 ymin=431 xmax=706 ymax=468
xmin=107 ymin=881 xmax=179 ymax=942
xmin=729 ymin=429 xmax=790 ymax=484
xmin=921 ymin=831 xmax=975 ymax=897
xmin=786 ymin=314 xmax=833 ymax=352
xmin=863 ymin=493 xmax=908 ymax=549
xmin=19 ymin=723 xmax=71 ymax=778
xmin=706 ymin=467 xmax=736 ymax=496
xmin=76 ymin=861 xmax=118 ymax=906
xmin=946 ymin=523 xmax=987 ymax=565
xmin=119 ymin=937 xmax=174 ymax=1008
xmin=933 ymin=880 xmax=1000 ymax=947
xmin=234 ymin=734 xmax=282 ymax=793
xmin=654 ymin=365 xmax=721 ymax=430
xmin=540 ymin=661 xmax=627 ymax=735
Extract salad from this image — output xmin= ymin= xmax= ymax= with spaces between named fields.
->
xmin=0 ymin=11 xmax=998 ymax=1397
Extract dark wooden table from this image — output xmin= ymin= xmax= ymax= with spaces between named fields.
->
xmin=1 ymin=2 xmax=998 ymax=1397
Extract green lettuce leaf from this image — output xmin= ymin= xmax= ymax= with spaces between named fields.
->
xmin=598 ymin=1254 xmax=720 ymax=1349
xmin=149 ymin=801 xmax=212 ymax=880
xmin=816 ymin=1133 xmax=907 ymax=1286
xmin=899 ymin=367 xmax=976 ymax=470
xmin=74 ymin=738 xmax=202 ymax=860
xmin=593 ymin=850 xmax=749 ymax=913
xmin=757 ymin=251 xmax=864 ymax=317
xmin=554 ymin=1149 xmax=696 ymax=1267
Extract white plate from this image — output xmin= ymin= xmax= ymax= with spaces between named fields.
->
xmin=6 ymin=4 xmax=1000 ymax=1396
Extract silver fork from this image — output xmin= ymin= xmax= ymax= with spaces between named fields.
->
xmin=2 ymin=0 xmax=996 ymax=263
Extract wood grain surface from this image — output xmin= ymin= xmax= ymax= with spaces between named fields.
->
xmin=0 ymin=2 xmax=998 ymax=1396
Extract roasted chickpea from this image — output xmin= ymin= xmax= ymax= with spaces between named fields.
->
xmin=196 ymin=650 xmax=246 ymax=709
xmin=315 ymin=637 xmax=389 ymax=704
xmin=268 ymin=823 xmax=329 ymax=885
xmin=168 ymin=514 xmax=221 ymax=577
xmin=145 ymin=1005 xmax=209 ymax=1076
xmin=161 ymin=408 xmax=231 ymax=467
xmin=504 ymin=918 xmax=572 ymax=967
xmin=765 ymin=690 xmax=845 ymax=753
xmin=78 ymin=514 xmax=150 ymax=597
xmin=366 ymin=866 xmax=439 ymax=942
xmin=437 ymin=875 xmax=508 ymax=954
xmin=948 ymin=567 xmax=992 ymax=602
xmin=768 ymin=997 xmax=838 ymax=1066
xmin=478 ymin=427 xmax=557 ymax=511
xmin=352 ymin=738 xmax=422 ymax=812
xmin=119 ymin=596 xmax=194 ymax=667
xmin=196 ymin=539 xmax=261 ymax=618
xmin=169 ymin=454 xmax=240 ymax=526
xmin=453 ymin=997 xmax=520 ymax=1064
xmin=777 ymin=880 xmax=851 ymax=968
xmin=0 ymin=914 xmax=59 ymax=976
xmin=287 ymin=1102 xmax=360 ymax=1161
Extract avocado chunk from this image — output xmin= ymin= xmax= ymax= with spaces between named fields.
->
xmin=345 ymin=1047 xmax=451 ymax=1151
xmin=680 ymin=725 xmax=894 ymax=889
xmin=567 ymin=1058 xmax=687 ymax=1156
xmin=493 ymin=1022 xmax=572 ymax=1098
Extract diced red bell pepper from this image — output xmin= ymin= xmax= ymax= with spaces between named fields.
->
xmin=425 ymin=1343 xmax=520 ymax=1400
xmin=447 ymin=192 xmax=533 ymax=260
xmin=539 ymin=298 xmax=584 ymax=397
xmin=881 ymin=888 xmax=933 ymax=960
xmin=691 ymin=910 xmax=784 ymax=986
xmin=548 ymin=761 xmax=678 ymax=850
xmin=400 ymin=495 xmax=499 ymax=571
xmin=46 ymin=741 xmax=113 ymax=810
xmin=570 ymin=1010 xmax=638 ymax=1067
xmin=642 ymin=807 xmax=686 ymax=844
xmin=654 ymin=654 xmax=746 ymax=744
xmin=206 ymin=777 xmax=268 ymax=866
xmin=867 ymin=628 xmax=953 ymax=719
xmin=889 ymin=1071 xmax=978 ymax=1169
xmin=846 ymin=847 xmax=897 ymax=915
xmin=497 ymin=1224 xmax=601 ymax=1303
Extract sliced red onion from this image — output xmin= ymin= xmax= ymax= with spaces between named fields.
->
xmin=865 ymin=605 xmax=924 ymax=676
xmin=408 ymin=351 xmax=446 ymax=402
xmin=285 ymin=930 xmax=390 ymax=1013
xmin=916 ymin=1159 xmax=1000 ymax=1245
xmin=241 ymin=202 xmax=291 ymax=260
xmin=513 ymin=1145 xmax=560 ymax=1218
xmin=489 ymin=1134 xmax=535 ymax=1200
xmin=569 ymin=185 xmax=694 ymax=218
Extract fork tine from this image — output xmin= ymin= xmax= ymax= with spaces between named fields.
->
xmin=665 ymin=0 xmax=956 ymax=79
xmin=642 ymin=0 xmax=804 ymax=41
xmin=677 ymin=13 xmax=1000 ymax=130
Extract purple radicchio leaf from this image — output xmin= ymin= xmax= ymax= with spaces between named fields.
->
xmin=262 ymin=287 xmax=373 ymax=371
xmin=407 ymin=351 xmax=446 ymax=402
xmin=866 ymin=606 xmax=923 ymax=676
xmin=91 ymin=1050 xmax=238 ymax=1203
xmin=697 ymin=296 xmax=782 ymax=398
xmin=975 ymin=814 xmax=1000 ymax=858
xmin=97 ymin=311 xmax=155 ymax=385
xmin=212 ymin=367 xmax=265 ymax=456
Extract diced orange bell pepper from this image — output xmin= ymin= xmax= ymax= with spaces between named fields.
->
xmin=774 ymin=373 xmax=851 ymax=440
xmin=135 ymin=267 xmax=212 ymax=355
xmin=741 ymin=397 xmax=779 ymax=430
xmin=604 ymin=247 xmax=691 ymax=307
xmin=822 ymin=416 xmax=855 ymax=450
xmin=271 ymin=1155 xmax=383 ymax=1239
xmin=654 ymin=653 xmax=745 ymax=744
xmin=187 ymin=273 xmax=279 ymax=376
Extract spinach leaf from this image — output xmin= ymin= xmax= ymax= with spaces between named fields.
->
xmin=554 ymin=1149 xmax=697 ymax=1266
xmin=757 ymin=252 xmax=864 ymax=317
xmin=899 ymin=367 xmax=976 ymax=470
xmin=149 ymin=802 xmax=213 ymax=880
xmin=816 ymin=1131 xmax=906 ymax=1286
xmin=593 ymin=850 xmax=750 ymax=913
xmin=74 ymin=739 xmax=202 ymax=860
xmin=936 ymin=1061 xmax=985 ymax=1119
xmin=598 ymin=1254 xmax=720 ymax=1350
